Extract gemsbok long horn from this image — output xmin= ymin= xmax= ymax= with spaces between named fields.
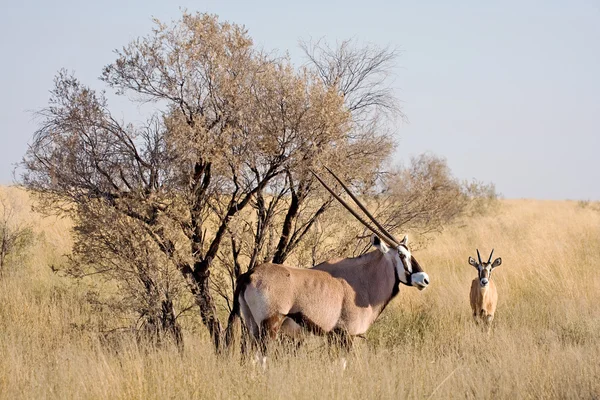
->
xmin=477 ymin=249 xmax=482 ymax=264
xmin=309 ymin=169 xmax=399 ymax=248
xmin=488 ymin=249 xmax=494 ymax=264
xmin=323 ymin=166 xmax=401 ymax=246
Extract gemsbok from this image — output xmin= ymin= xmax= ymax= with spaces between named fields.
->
xmin=469 ymin=249 xmax=502 ymax=330
xmin=226 ymin=167 xmax=430 ymax=356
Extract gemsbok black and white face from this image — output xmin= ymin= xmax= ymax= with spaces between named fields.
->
xmin=469 ymin=249 xmax=502 ymax=288
xmin=374 ymin=234 xmax=430 ymax=290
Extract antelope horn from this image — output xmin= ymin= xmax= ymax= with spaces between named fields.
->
xmin=488 ymin=249 xmax=494 ymax=264
xmin=477 ymin=249 xmax=482 ymax=264
xmin=310 ymin=169 xmax=399 ymax=248
xmin=323 ymin=166 xmax=400 ymax=245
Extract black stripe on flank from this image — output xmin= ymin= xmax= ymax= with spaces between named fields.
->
xmin=380 ymin=266 xmax=402 ymax=313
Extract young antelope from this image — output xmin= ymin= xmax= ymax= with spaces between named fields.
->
xmin=468 ymin=249 xmax=502 ymax=330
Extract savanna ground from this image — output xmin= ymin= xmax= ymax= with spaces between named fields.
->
xmin=1 ymin=186 xmax=599 ymax=399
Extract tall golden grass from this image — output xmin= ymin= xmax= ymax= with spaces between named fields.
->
xmin=1 ymin=187 xmax=599 ymax=399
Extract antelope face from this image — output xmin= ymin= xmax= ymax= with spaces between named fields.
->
xmin=469 ymin=249 xmax=502 ymax=288
xmin=372 ymin=234 xmax=430 ymax=290
xmin=396 ymin=236 xmax=430 ymax=290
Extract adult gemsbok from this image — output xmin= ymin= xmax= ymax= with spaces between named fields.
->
xmin=226 ymin=167 xmax=430 ymax=354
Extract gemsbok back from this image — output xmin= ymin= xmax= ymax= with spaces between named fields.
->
xmin=469 ymin=249 xmax=502 ymax=330
xmin=226 ymin=167 xmax=430 ymax=357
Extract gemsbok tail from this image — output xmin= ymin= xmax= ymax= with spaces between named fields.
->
xmin=224 ymin=270 xmax=253 ymax=350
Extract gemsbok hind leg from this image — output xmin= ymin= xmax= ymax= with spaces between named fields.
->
xmin=278 ymin=318 xmax=305 ymax=354
xmin=239 ymin=294 xmax=261 ymax=357
xmin=257 ymin=314 xmax=286 ymax=361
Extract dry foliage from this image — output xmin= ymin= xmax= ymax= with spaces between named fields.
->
xmin=371 ymin=154 xmax=498 ymax=249
xmin=21 ymin=12 xmax=398 ymax=349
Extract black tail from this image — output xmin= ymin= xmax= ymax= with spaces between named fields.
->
xmin=224 ymin=271 xmax=253 ymax=350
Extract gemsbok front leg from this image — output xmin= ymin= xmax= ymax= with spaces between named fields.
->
xmin=468 ymin=249 xmax=502 ymax=332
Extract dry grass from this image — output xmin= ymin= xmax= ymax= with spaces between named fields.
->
xmin=1 ymin=188 xmax=599 ymax=399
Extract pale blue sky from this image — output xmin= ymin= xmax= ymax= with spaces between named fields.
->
xmin=1 ymin=0 xmax=598 ymax=199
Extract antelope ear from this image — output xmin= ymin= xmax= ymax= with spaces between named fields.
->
xmin=371 ymin=234 xmax=389 ymax=254
xmin=400 ymin=235 xmax=408 ymax=246
xmin=492 ymin=257 xmax=502 ymax=268
xmin=468 ymin=257 xmax=478 ymax=267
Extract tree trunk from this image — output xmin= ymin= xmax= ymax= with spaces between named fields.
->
xmin=272 ymin=191 xmax=300 ymax=264
xmin=160 ymin=297 xmax=183 ymax=350
xmin=137 ymin=271 xmax=184 ymax=349
xmin=180 ymin=259 xmax=223 ymax=351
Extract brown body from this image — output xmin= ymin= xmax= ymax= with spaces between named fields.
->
xmin=470 ymin=278 xmax=498 ymax=324
xmin=241 ymin=248 xmax=399 ymax=340
xmin=229 ymin=236 xmax=429 ymax=352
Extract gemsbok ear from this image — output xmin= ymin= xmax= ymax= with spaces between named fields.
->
xmin=371 ymin=234 xmax=389 ymax=254
xmin=468 ymin=256 xmax=478 ymax=267
xmin=400 ymin=235 xmax=408 ymax=246
xmin=492 ymin=257 xmax=502 ymax=268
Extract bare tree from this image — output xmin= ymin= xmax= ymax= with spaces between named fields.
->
xmin=300 ymin=38 xmax=403 ymax=126
xmin=22 ymin=13 xmax=386 ymax=350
